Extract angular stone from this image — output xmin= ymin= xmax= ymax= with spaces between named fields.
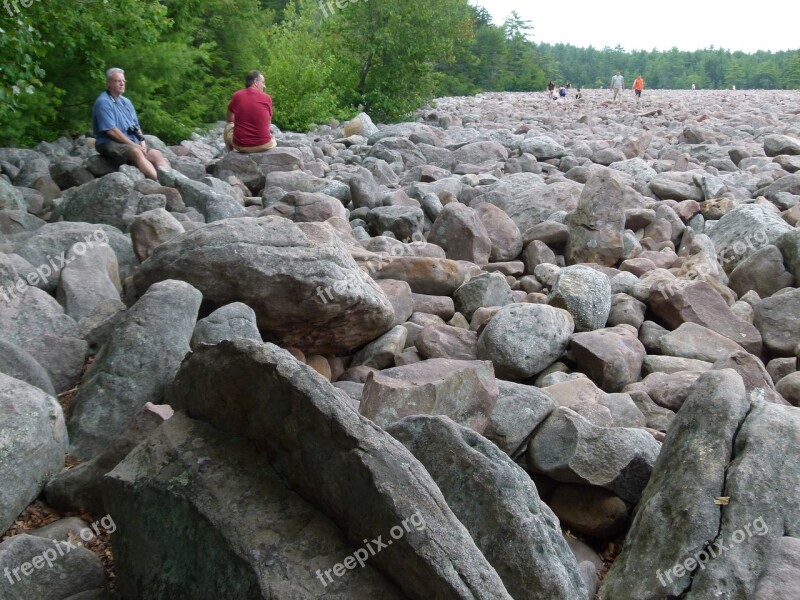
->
xmin=0 ymin=373 xmax=67 ymax=533
xmin=414 ymin=323 xmax=478 ymax=361
xmin=370 ymin=255 xmax=465 ymax=295
xmin=0 ymin=337 xmax=55 ymax=396
xmin=649 ymin=281 xmax=763 ymax=355
xmin=753 ymin=287 xmax=800 ymax=356
xmin=453 ymin=272 xmax=514 ymax=320
xmin=166 ymin=341 xmax=511 ymax=599
xmin=132 ymin=216 xmax=395 ymax=354
xmin=388 ymin=415 xmax=587 ymax=600
xmin=190 ymin=302 xmax=261 ymax=350
xmin=360 ymin=357 xmax=497 ymax=433
xmin=474 ymin=202 xmax=523 ymax=262
xmin=128 ymin=208 xmax=185 ymax=262
xmin=104 ymin=413 xmax=403 ymax=600
xmin=428 ymin=203 xmax=491 ymax=265
xmin=351 ymin=325 xmax=407 ymax=370
xmin=688 ymin=399 xmax=800 ymax=599
xmin=0 ymin=534 xmax=104 ymax=599
xmin=483 ymin=380 xmax=557 ymax=457
xmin=56 ymin=242 xmax=121 ymax=322
xmin=660 ymin=322 xmax=749 ymax=363
xmin=527 ymin=407 xmax=661 ymax=503
xmin=600 ymin=370 xmax=749 ymax=599
xmin=570 ymin=326 xmax=647 ymax=392
xmin=565 ymin=170 xmax=628 ymax=266
xmin=67 ymin=280 xmax=202 ymax=459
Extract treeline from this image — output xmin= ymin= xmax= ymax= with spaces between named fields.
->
xmin=439 ymin=7 xmax=800 ymax=93
xmin=1 ymin=1 xmax=798 ymax=147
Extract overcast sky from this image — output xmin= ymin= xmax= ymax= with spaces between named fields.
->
xmin=472 ymin=1 xmax=799 ymax=54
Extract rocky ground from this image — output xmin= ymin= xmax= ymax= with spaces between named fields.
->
xmin=1 ymin=88 xmax=799 ymax=599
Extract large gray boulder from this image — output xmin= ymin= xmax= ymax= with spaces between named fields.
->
xmin=753 ymin=287 xmax=800 ymax=356
xmin=166 ymin=340 xmax=512 ymax=599
xmin=428 ymin=203 xmax=492 ymax=265
xmin=527 ymin=407 xmax=661 ymax=503
xmin=158 ymin=168 xmax=246 ymax=222
xmin=13 ymin=222 xmax=136 ymax=291
xmin=0 ymin=534 xmax=104 ymax=600
xmin=706 ymin=204 xmax=792 ymax=272
xmin=565 ymin=170 xmax=628 ymax=266
xmin=131 ymin=216 xmax=395 ymax=354
xmin=388 ymin=415 xmax=587 ymax=600
xmin=67 ymin=279 xmax=202 ymax=459
xmin=128 ymin=208 xmax=185 ymax=262
xmin=45 ymin=403 xmax=171 ymax=514
xmin=0 ymin=373 xmax=67 ymax=533
xmin=0 ymin=177 xmax=27 ymax=211
xmin=453 ymin=272 xmax=513 ymax=321
xmin=548 ymin=265 xmax=612 ymax=332
xmin=56 ymin=172 xmax=141 ymax=230
xmin=56 ymin=242 xmax=121 ymax=322
xmin=477 ymin=303 xmax=574 ymax=380
xmin=0 ymin=283 xmax=87 ymax=393
xmin=483 ymin=380 xmax=557 ymax=457
xmin=190 ymin=302 xmax=262 ymax=350
xmin=104 ymin=413 xmax=404 ymax=600
xmin=600 ymin=369 xmax=749 ymax=599
xmin=0 ymin=336 xmax=55 ymax=396
xmin=688 ymin=399 xmax=800 ymax=599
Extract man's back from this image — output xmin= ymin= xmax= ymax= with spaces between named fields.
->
xmin=228 ymin=87 xmax=273 ymax=147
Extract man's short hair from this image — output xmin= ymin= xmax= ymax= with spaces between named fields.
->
xmin=106 ymin=67 xmax=125 ymax=81
xmin=245 ymin=70 xmax=263 ymax=87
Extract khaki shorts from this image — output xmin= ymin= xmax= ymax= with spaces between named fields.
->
xmin=96 ymin=141 xmax=138 ymax=164
xmin=224 ymin=122 xmax=276 ymax=153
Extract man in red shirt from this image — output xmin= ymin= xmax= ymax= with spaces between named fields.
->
xmin=225 ymin=70 xmax=276 ymax=152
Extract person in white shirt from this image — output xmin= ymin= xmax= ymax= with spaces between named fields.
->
xmin=610 ymin=70 xmax=624 ymax=102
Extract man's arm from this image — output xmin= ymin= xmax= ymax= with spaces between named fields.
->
xmin=105 ymin=127 xmax=144 ymax=149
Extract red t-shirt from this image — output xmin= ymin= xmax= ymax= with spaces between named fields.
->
xmin=227 ymin=87 xmax=273 ymax=147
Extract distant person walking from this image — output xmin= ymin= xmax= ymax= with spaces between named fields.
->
xmin=610 ymin=70 xmax=624 ymax=102
xmin=632 ymin=74 xmax=644 ymax=105
xmin=546 ymin=80 xmax=556 ymax=100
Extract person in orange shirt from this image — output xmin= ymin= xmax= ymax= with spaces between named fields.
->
xmin=632 ymin=74 xmax=644 ymax=105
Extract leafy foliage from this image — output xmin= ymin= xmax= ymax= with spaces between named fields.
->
xmin=1 ymin=0 xmax=797 ymax=148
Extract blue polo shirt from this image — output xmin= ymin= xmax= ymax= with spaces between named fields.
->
xmin=92 ymin=91 xmax=141 ymax=145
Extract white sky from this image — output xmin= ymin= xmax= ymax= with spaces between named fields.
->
xmin=472 ymin=1 xmax=799 ymax=54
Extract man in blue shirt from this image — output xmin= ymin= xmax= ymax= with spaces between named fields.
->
xmin=92 ymin=68 xmax=169 ymax=180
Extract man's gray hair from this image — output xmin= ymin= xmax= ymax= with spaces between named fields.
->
xmin=106 ymin=67 xmax=125 ymax=81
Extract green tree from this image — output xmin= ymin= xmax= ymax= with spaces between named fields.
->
xmin=325 ymin=0 xmax=473 ymax=121
xmin=260 ymin=0 xmax=347 ymax=131
xmin=785 ymin=53 xmax=800 ymax=89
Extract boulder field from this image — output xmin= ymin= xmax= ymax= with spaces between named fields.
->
xmin=1 ymin=88 xmax=799 ymax=599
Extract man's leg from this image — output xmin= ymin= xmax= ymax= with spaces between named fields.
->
xmin=146 ymin=149 xmax=170 ymax=171
xmin=224 ymin=122 xmax=235 ymax=151
xmin=127 ymin=146 xmax=158 ymax=180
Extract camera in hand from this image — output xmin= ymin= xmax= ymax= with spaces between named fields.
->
xmin=127 ymin=125 xmax=144 ymax=140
